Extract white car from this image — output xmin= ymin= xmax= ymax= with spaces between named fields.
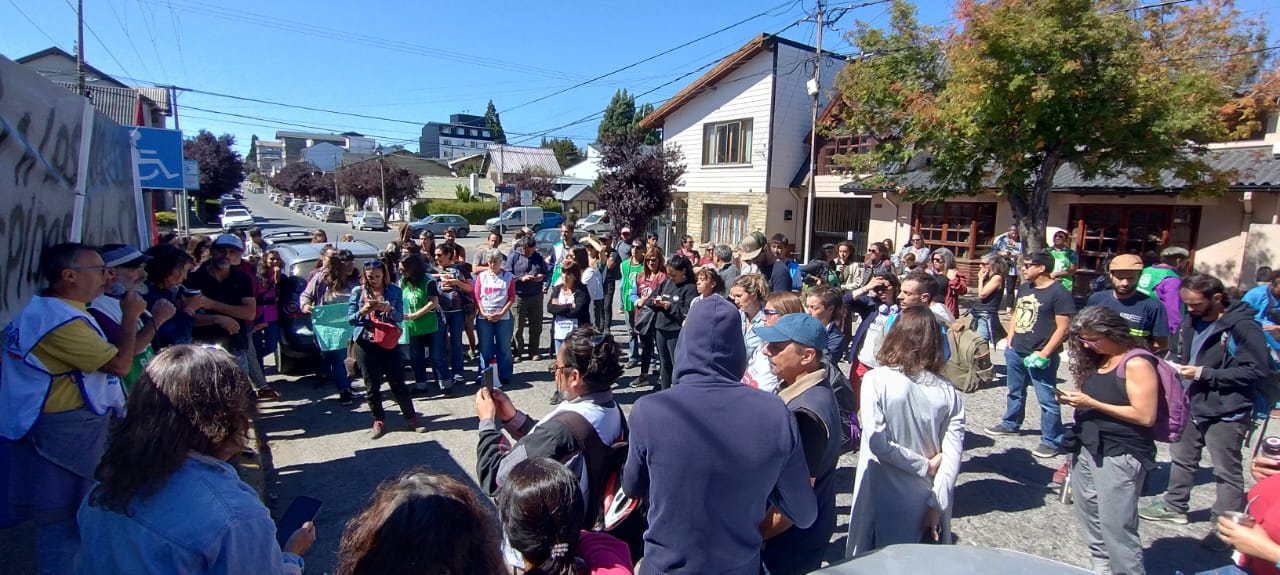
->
xmin=220 ymin=208 xmax=254 ymax=231
xmin=351 ymin=211 xmax=386 ymax=231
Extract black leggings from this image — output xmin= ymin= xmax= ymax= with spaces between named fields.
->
xmin=656 ymin=329 xmax=680 ymax=390
xmin=638 ymin=331 xmax=657 ymax=376
xmin=354 ymin=339 xmax=416 ymax=422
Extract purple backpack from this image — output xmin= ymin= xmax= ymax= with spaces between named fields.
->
xmin=1115 ymin=349 xmax=1189 ymax=443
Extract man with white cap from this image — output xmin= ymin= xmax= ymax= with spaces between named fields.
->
xmin=88 ymin=245 xmax=177 ymax=393
xmin=184 ymin=234 xmax=279 ymax=398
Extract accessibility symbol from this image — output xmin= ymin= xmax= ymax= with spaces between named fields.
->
xmin=126 ymin=127 xmax=185 ymax=190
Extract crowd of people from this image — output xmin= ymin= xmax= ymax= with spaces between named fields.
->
xmin=10 ymin=208 xmax=1280 ymax=575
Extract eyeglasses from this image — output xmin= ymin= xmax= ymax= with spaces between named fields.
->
xmin=912 ymin=238 xmax=923 ymax=242
xmin=434 ymin=252 xmax=445 ymax=257
xmin=71 ymin=265 xmax=107 ymax=272
xmin=1075 ymin=336 xmax=1103 ymax=349
xmin=762 ymin=308 xmax=782 ymax=317
xmin=548 ymin=364 xmax=571 ymax=375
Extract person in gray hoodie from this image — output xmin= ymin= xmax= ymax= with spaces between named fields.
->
xmin=622 ymin=296 xmax=816 ymax=574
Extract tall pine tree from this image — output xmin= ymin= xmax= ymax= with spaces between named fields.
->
xmin=598 ymin=89 xmax=636 ymax=141
xmin=484 ymin=100 xmax=507 ymax=144
xmin=245 ymin=134 xmax=259 ymax=172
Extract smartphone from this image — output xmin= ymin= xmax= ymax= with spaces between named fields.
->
xmin=275 ymin=495 xmax=322 ymax=548
xmin=182 ymin=288 xmax=202 ymax=297
xmin=482 ymin=361 xmax=498 ymax=390
xmin=1051 ymin=386 xmax=1067 ymax=398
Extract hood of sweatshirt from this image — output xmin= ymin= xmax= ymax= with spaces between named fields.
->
xmin=1220 ymin=300 xmax=1258 ymax=327
xmin=672 ymin=295 xmax=747 ymax=385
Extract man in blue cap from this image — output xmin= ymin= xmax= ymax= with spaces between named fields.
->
xmin=756 ymin=314 xmax=844 ymax=575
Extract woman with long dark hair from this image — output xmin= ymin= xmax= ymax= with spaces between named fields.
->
xmin=143 ymin=244 xmax=200 ymax=351
xmin=628 ymin=247 xmax=666 ymax=387
xmin=972 ymin=252 xmax=1007 ymax=343
xmin=650 ymin=254 xmax=697 ymax=390
xmin=349 ymin=260 xmax=424 ymax=438
xmin=336 ymin=467 xmax=506 ymax=575
xmin=254 ymin=249 xmax=284 ymax=373
xmin=548 ymin=262 xmax=591 ymax=404
xmin=78 ymin=345 xmax=315 ymax=573
xmin=1058 ymin=306 xmax=1158 ymax=575
xmin=302 ymin=249 xmax=360 ymax=404
xmin=186 ymin=235 xmax=212 ymax=267
xmin=398 ymin=253 xmax=446 ymax=395
xmin=929 ymin=247 xmax=967 ymax=319
xmin=498 ymin=458 xmax=634 ymax=575
xmin=847 ymin=306 xmax=965 ymax=556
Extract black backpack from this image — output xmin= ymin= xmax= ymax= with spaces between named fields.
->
xmin=550 ymin=409 xmax=648 ymax=562
xmin=823 ymin=357 xmax=858 ymax=453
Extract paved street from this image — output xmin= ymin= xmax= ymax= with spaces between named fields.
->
xmin=0 ymin=198 xmax=1258 ymax=574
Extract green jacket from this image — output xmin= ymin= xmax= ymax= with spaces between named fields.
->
xmin=621 ymin=259 xmax=644 ymax=312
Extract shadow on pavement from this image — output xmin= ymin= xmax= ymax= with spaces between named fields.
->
xmin=1144 ymin=535 xmax=1230 ymax=574
xmin=953 ymin=477 xmax=1050 ymax=518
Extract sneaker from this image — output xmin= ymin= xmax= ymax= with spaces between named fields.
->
xmin=982 ymin=424 xmax=1017 ymax=437
xmin=406 ymin=416 xmax=427 ymax=433
xmin=1201 ymin=528 xmax=1231 ymax=552
xmin=512 ymin=355 xmax=523 ymax=364
xmin=452 ymin=375 xmax=466 ymax=387
xmin=624 ymin=361 xmax=640 ymax=369
xmin=255 ymin=388 xmax=282 ymax=400
xmin=1031 ymin=444 xmax=1061 ymax=459
xmin=531 ymin=354 xmax=543 ymax=362
xmin=441 ymin=386 xmax=456 ymax=398
xmin=338 ymin=391 xmax=354 ymax=406
xmin=615 ymin=377 xmax=631 ymax=389
xmin=1138 ymin=501 xmax=1189 ymax=524
xmin=550 ymin=391 xmax=563 ymax=405
xmin=369 ymin=421 xmax=386 ymax=440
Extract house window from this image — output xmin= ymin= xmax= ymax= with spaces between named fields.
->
xmin=911 ymin=201 xmax=998 ymax=261
xmin=1067 ymin=204 xmax=1200 ymax=271
xmin=704 ymin=204 xmax=748 ymax=245
xmin=817 ymin=135 xmax=876 ymax=175
xmin=482 ymin=130 xmax=491 ymax=138
xmin=701 ymin=119 xmax=753 ymax=165
xmin=469 ymin=129 xmax=479 ymax=137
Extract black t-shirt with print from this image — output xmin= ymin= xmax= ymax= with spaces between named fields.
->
xmin=1085 ymin=290 xmax=1170 ymax=342
xmin=1011 ymin=281 xmax=1075 ymax=355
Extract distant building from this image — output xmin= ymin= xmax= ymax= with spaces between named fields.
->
xmin=419 ymin=114 xmax=497 ymax=159
xmin=252 ymin=140 xmax=285 ymax=175
xmin=17 ymin=47 xmax=172 ymax=128
xmin=275 ymin=131 xmax=350 ymax=165
xmin=482 ymin=144 xmax=563 ymax=183
xmin=303 ymin=142 xmax=346 ymax=171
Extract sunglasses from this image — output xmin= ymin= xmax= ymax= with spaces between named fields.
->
xmin=762 ymin=308 xmax=782 ymax=317
xmin=363 ymin=260 xmax=382 ymax=268
xmin=931 ymin=258 xmax=943 ymax=262
xmin=434 ymin=252 xmax=446 ymax=257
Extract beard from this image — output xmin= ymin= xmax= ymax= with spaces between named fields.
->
xmin=106 ymin=281 xmax=128 ymax=297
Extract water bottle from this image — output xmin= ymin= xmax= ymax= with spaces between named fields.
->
xmin=1059 ymin=457 xmax=1073 ymax=505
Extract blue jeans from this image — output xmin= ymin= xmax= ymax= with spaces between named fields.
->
xmin=442 ymin=310 xmax=467 ymax=380
xmin=321 ymin=348 xmax=352 ymax=392
xmin=761 ymin=544 xmax=824 ymax=575
xmin=1001 ymin=347 xmax=1064 ymax=449
xmin=477 ymin=316 xmax=515 ymax=383
xmin=35 ymin=516 xmax=79 ymax=575
xmin=970 ymin=311 xmax=1002 ymax=343
xmin=253 ymin=322 xmax=279 ymax=368
xmin=408 ymin=332 xmax=448 ymax=388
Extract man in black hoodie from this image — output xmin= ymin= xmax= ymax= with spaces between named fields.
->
xmin=1140 ymin=274 xmax=1271 ymax=551
xmin=622 ymin=296 xmax=817 ymax=575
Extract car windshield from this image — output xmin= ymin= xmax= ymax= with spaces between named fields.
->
xmin=500 ymin=209 xmax=516 ymax=219
xmin=225 ymin=209 xmax=249 ymax=217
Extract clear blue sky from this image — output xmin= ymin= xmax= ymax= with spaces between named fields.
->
xmin=2 ymin=0 xmax=1275 ymax=154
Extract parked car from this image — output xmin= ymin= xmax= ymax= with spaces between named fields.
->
xmin=308 ymin=204 xmax=329 ymax=219
xmin=486 ymin=206 xmax=544 ymax=234
xmin=576 ymin=209 xmax=615 ymax=235
xmin=219 ymin=208 xmax=254 ymax=231
xmin=534 ymin=228 xmax=589 ymax=259
xmin=409 ymin=214 xmax=471 ymax=238
xmin=262 ymin=229 xmax=315 ymax=246
xmin=351 ymin=211 xmax=387 ymax=231
xmin=321 ymin=205 xmax=346 ymax=223
xmin=220 ymin=200 xmax=246 ymax=213
xmin=274 ymin=240 xmax=381 ymax=375
xmin=541 ymin=211 xmax=565 ymax=230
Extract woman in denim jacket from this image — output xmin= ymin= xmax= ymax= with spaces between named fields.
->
xmin=349 ymin=260 xmax=424 ymax=439
xmin=78 ymin=345 xmax=314 ymax=574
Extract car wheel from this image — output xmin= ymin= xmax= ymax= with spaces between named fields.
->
xmin=498 ymin=225 xmax=506 ymax=235
xmin=458 ymin=228 xmax=469 ymax=238
xmin=277 ymin=342 xmax=299 ymax=375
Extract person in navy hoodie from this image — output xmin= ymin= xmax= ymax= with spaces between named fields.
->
xmin=621 ymin=296 xmax=817 ymax=575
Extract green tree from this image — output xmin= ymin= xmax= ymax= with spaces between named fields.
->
xmin=599 ymin=89 xmax=637 ymax=141
xmin=636 ymin=102 xmax=660 ymax=145
xmin=244 ymin=134 xmax=259 ymax=172
xmin=831 ymin=0 xmax=1270 ymax=252
xmin=182 ymin=130 xmax=245 ymax=200
xmin=484 ymin=100 xmax=507 ymax=144
xmin=541 ymin=136 xmax=585 ymax=169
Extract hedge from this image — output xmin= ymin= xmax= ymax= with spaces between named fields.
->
xmin=411 ymin=200 xmax=501 ymax=224
xmin=154 ymin=211 xmax=177 ymax=227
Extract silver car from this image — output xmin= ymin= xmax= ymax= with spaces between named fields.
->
xmin=351 ymin=211 xmax=387 ymax=231
xmin=409 ymin=213 xmax=471 ymax=238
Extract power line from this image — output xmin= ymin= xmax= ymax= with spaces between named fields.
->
xmin=60 ymin=0 xmax=137 ymax=84
xmin=104 ymin=0 xmax=158 ymax=82
xmin=500 ymin=0 xmax=801 ymax=114
xmin=7 ymin=0 xmax=64 ymax=49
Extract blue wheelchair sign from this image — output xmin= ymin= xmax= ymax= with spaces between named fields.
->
xmin=127 ymin=127 xmax=184 ymax=190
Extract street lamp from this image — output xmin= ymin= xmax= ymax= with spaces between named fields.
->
xmin=376 ymin=149 xmax=387 ymax=221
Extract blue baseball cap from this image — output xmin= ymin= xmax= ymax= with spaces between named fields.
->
xmin=754 ymin=314 xmax=827 ymax=351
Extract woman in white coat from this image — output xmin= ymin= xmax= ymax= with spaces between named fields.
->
xmin=846 ymin=305 xmax=965 ymax=556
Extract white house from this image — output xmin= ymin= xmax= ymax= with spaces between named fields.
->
xmin=563 ymin=144 xmax=604 ymax=180
xmin=638 ymin=33 xmax=844 ymax=247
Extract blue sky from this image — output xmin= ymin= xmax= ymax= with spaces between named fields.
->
xmin=2 ymin=0 xmax=1275 ymax=155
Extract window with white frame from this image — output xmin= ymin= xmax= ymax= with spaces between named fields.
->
xmin=702 ymin=119 xmax=753 ymax=165
xmin=703 ymin=204 xmax=748 ymax=244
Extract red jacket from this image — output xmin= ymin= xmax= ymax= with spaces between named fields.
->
xmin=1243 ymin=474 xmax=1280 ymax=575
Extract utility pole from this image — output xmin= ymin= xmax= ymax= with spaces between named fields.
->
xmin=376 ymin=149 xmax=387 ymax=220
xmin=76 ymin=0 xmax=86 ymax=96
xmin=803 ymin=0 xmax=824 ymax=263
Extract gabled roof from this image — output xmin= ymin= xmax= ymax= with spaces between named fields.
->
xmin=639 ymin=34 xmax=835 ymax=129
xmin=484 ymin=144 xmax=563 ymax=176
xmin=17 ymin=47 xmax=127 ymax=89
xmin=838 ymin=145 xmax=1280 ymax=194
xmin=275 ymin=131 xmax=347 ymax=142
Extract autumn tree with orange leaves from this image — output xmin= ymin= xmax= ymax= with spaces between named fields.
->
xmin=830 ymin=0 xmax=1275 ymax=252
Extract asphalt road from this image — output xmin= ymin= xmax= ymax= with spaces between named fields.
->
xmin=0 ymin=196 xmax=1255 ymax=573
